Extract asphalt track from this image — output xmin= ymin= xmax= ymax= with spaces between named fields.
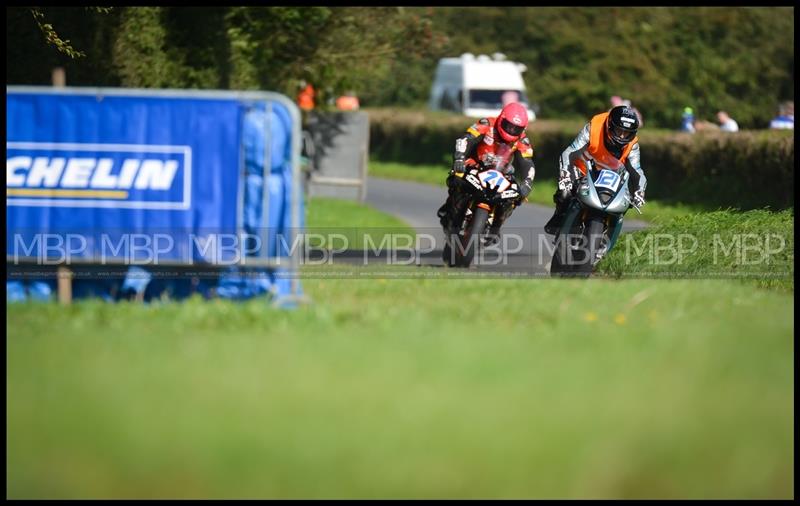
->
xmin=339 ymin=176 xmax=648 ymax=276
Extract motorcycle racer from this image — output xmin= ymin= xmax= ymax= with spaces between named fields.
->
xmin=544 ymin=105 xmax=647 ymax=235
xmin=436 ymin=102 xmax=536 ymax=244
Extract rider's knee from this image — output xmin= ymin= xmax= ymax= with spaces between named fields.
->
xmin=553 ymin=187 xmax=572 ymax=205
xmin=446 ymin=174 xmax=462 ymax=193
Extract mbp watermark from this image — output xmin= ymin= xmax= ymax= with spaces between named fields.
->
xmin=613 ymin=232 xmax=789 ymax=267
xmin=712 ymin=233 xmax=787 ymax=266
xmin=6 ymin=228 xmax=792 ymax=279
xmin=362 ymin=233 xmax=438 ymax=265
xmin=622 ymin=233 xmax=699 ymax=265
xmin=11 ymin=232 xmax=262 ymax=265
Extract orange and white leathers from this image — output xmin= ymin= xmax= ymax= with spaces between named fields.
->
xmin=559 ymin=112 xmax=646 ymax=197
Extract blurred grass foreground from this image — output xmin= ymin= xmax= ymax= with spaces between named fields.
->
xmin=7 ymin=276 xmax=793 ymax=499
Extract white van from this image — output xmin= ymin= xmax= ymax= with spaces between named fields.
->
xmin=428 ymin=53 xmax=536 ymax=121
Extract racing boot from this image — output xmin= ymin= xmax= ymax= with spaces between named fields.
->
xmin=544 ymin=193 xmax=570 ymax=236
xmin=437 ymin=201 xmax=450 ymax=228
xmin=438 ymin=176 xmax=460 ymax=228
xmin=438 ymin=194 xmax=461 ymax=229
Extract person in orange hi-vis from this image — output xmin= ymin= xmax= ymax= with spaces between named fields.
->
xmin=335 ymin=91 xmax=360 ymax=111
xmin=297 ymin=81 xmax=316 ymax=111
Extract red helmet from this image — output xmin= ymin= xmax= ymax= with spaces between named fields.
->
xmin=495 ymin=102 xmax=529 ymax=143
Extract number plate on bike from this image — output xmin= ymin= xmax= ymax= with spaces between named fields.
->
xmin=478 ymin=170 xmax=511 ymax=191
xmin=594 ymin=169 xmax=621 ymax=191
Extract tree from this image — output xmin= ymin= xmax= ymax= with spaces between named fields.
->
xmin=28 ymin=7 xmax=112 ymax=59
xmin=6 ymin=6 xmax=793 ymax=127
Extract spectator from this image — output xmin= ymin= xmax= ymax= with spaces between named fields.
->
xmin=296 ymin=81 xmax=316 ymax=111
xmin=335 ymin=91 xmax=360 ymax=111
xmin=680 ymin=106 xmax=696 ymax=133
xmin=769 ymin=101 xmax=794 ymax=130
xmin=717 ymin=111 xmax=739 ymax=132
xmin=611 ymin=96 xmax=644 ymax=127
xmin=622 ymin=99 xmax=644 ymax=128
xmin=694 ymin=119 xmax=720 ymax=132
xmin=501 ymin=90 xmax=520 ymax=106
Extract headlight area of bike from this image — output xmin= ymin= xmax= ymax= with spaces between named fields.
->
xmin=463 ymin=169 xmax=516 ymax=202
xmin=585 ymin=168 xmax=625 ymax=206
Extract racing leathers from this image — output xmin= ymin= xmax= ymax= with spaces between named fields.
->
xmin=544 ymin=113 xmax=647 ymax=235
xmin=437 ymin=117 xmax=536 ymax=239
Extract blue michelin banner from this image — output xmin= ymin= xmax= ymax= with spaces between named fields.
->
xmin=7 ymin=143 xmax=192 ymax=210
xmin=7 ymin=88 xmax=303 ymax=303
xmin=7 ymin=91 xmax=241 ymax=263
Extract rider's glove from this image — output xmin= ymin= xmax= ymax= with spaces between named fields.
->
xmin=510 ymin=182 xmax=526 ymax=207
xmin=557 ymin=171 xmax=573 ymax=193
xmin=452 ymin=158 xmax=465 ymax=176
xmin=632 ymin=189 xmax=645 ymax=208
xmin=556 ymin=172 xmax=573 ymax=200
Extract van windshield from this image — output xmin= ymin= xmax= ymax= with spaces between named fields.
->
xmin=468 ymin=89 xmax=529 ymax=109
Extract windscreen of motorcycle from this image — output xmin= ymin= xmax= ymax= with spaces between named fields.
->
xmin=481 ymin=142 xmax=514 ymax=174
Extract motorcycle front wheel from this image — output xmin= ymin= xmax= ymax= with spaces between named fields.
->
xmin=575 ymin=216 xmax=607 ymax=276
xmin=550 ymin=216 xmax=606 ymax=277
xmin=457 ymin=206 xmax=490 ymax=268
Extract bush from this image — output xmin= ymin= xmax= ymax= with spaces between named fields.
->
xmin=637 ymin=130 xmax=794 ymax=210
xmin=366 ymin=108 xmax=580 ymax=177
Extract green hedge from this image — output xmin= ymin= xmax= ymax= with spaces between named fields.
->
xmin=366 ymin=108 xmax=794 ymax=211
xmin=636 ymin=130 xmax=794 ymax=210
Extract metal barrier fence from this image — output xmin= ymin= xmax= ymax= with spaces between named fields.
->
xmin=6 ymin=86 xmax=307 ymax=306
xmin=305 ymin=111 xmax=369 ymax=202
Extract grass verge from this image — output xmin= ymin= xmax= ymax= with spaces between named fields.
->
xmin=306 ymin=196 xmax=415 ymax=250
xmin=598 ymin=209 xmax=794 ymax=291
